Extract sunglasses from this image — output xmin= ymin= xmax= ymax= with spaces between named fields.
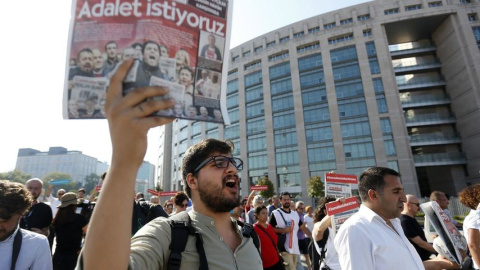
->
xmin=194 ymin=155 xmax=243 ymax=172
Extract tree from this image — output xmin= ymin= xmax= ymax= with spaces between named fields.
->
xmin=0 ymin=170 xmax=32 ymax=184
xmin=42 ymin=172 xmax=77 ymax=193
xmin=257 ymin=176 xmax=275 ymax=199
xmin=84 ymin=173 xmax=100 ymax=195
xmin=155 ymin=182 xmax=163 ymax=192
xmin=307 ymin=175 xmax=325 ymax=199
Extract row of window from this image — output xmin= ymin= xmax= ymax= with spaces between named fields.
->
xmin=384 ymin=1 xmax=443 ymax=15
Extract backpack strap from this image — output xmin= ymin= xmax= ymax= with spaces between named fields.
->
xmin=11 ymin=228 xmax=22 ymax=270
xmin=237 ymin=219 xmax=261 ymax=256
xmin=168 ymin=212 xmax=208 ymax=270
xmin=318 ymin=228 xmax=330 ymax=262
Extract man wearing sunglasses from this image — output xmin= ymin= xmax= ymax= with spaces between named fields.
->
xmin=400 ymin=194 xmax=437 ymax=261
xmin=80 ymin=60 xmax=262 ymax=269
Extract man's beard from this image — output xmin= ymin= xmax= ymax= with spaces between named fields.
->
xmin=198 ymin=176 xmax=239 ymax=213
xmin=283 ymin=202 xmax=290 ymax=209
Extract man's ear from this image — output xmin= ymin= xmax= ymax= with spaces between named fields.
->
xmin=186 ymin=173 xmax=197 ymax=190
xmin=367 ymin=189 xmax=378 ymax=202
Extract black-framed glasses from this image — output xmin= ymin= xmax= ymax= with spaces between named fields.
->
xmin=194 ymin=155 xmax=243 ymax=172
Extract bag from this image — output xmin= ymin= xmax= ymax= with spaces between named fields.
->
xmin=275 ymin=210 xmax=288 ymax=252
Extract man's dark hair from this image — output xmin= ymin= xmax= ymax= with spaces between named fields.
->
xmin=280 ymin=191 xmax=291 ymax=200
xmin=0 ymin=180 xmax=33 ymax=219
xmin=254 ymin=205 xmax=267 ymax=218
xmin=174 ymin=192 xmax=189 ymax=206
xmin=358 ymin=167 xmax=401 ymax=202
xmin=142 ymin=40 xmax=160 ymax=54
xmin=136 ymin=192 xmax=144 ymax=199
xmin=179 ymin=66 xmax=194 ymax=78
xmin=77 ymin=48 xmax=93 ymax=60
xmin=104 ymin=41 xmax=117 ymax=51
xmin=131 ymin=42 xmax=143 ymax=50
xmin=182 ymin=139 xmax=234 ymax=198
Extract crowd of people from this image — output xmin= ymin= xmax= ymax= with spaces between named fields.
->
xmin=3 ymin=59 xmax=480 ymax=270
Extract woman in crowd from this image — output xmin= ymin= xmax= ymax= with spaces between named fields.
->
xmin=312 ymin=196 xmax=339 ymax=270
xmin=52 ymin=192 xmax=88 ymax=270
xmin=459 ymin=184 xmax=480 ymax=268
xmin=253 ymin=205 xmax=283 ymax=270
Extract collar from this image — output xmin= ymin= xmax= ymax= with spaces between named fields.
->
xmin=189 ymin=210 xmax=240 ymax=232
xmin=359 ymin=204 xmax=397 ymax=225
xmin=0 ymin=225 xmax=19 ymax=243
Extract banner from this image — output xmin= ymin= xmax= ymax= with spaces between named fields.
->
xmin=324 ymin=173 xmax=358 ymax=198
xmin=250 ymin=185 xmax=268 ymax=191
xmin=50 ymin=179 xmax=71 ymax=186
xmin=325 ymin=197 xmax=360 ymax=235
xmin=63 ymin=0 xmax=233 ymax=124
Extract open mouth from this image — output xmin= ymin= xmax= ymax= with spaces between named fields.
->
xmin=224 ymin=175 xmax=238 ymax=189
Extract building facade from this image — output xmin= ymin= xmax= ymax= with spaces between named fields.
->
xmin=159 ymin=0 xmax=480 ymax=198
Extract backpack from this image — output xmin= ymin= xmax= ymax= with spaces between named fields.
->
xmin=167 ymin=211 xmax=260 ymax=270
xmin=310 ymin=228 xmax=330 ymax=270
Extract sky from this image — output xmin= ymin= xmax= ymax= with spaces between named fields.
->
xmin=0 ymin=0 xmax=370 ymax=173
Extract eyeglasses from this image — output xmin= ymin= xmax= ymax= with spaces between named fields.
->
xmin=194 ymin=155 xmax=243 ymax=172
xmin=412 ymin=203 xmax=420 ymax=207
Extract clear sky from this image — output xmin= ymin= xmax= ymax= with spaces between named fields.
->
xmin=0 ymin=0 xmax=370 ymax=173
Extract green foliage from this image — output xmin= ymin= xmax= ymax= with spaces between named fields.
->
xmin=155 ymin=182 xmax=163 ymax=192
xmin=42 ymin=172 xmax=78 ymax=192
xmin=307 ymin=175 xmax=325 ymax=198
xmin=0 ymin=170 xmax=32 ymax=184
xmin=257 ymin=176 xmax=275 ymax=199
xmin=84 ymin=173 xmax=100 ymax=195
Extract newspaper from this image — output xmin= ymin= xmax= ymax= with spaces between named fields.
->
xmin=63 ymin=0 xmax=232 ymax=124
xmin=325 ymin=197 xmax=359 ymax=236
xmin=324 ymin=173 xmax=358 ymax=198
xmin=420 ymin=201 xmax=468 ymax=264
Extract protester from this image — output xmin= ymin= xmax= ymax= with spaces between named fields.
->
xmin=312 ymin=197 xmax=339 ymax=270
xmin=172 ymin=191 xmax=189 ymax=215
xmin=230 ymin=198 xmax=245 ymax=222
xmin=247 ymin=195 xmax=264 ymax=224
xmin=304 ymin=206 xmax=314 ymax=233
xmin=334 ymin=166 xmax=460 ymax=270
xmin=0 ymin=180 xmax=52 ymax=270
xmin=45 ymin=184 xmax=66 ymax=249
xmin=270 ymin=192 xmax=311 ymax=270
xmin=430 ymin=191 xmax=462 ymax=228
xmin=164 ymin=202 xmax=173 ymax=216
xmin=20 ymin=178 xmax=52 ymax=237
xmin=400 ymin=194 xmax=436 ymax=261
xmin=295 ymin=201 xmax=312 ymax=270
xmin=253 ymin=205 xmax=283 ymax=270
xmin=459 ymin=184 xmax=480 ymax=268
xmin=136 ymin=192 xmax=145 ymax=201
xmin=150 ymin=195 xmax=159 ymax=204
xmin=80 ymin=59 xmax=262 ymax=269
xmin=268 ymin=194 xmax=281 ymax=216
xmin=52 ymin=192 xmax=88 ymax=270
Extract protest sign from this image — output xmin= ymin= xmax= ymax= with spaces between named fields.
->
xmin=50 ymin=179 xmax=71 ymax=186
xmin=325 ymin=197 xmax=359 ymax=235
xmin=250 ymin=185 xmax=268 ymax=191
xmin=63 ymin=0 xmax=233 ymax=124
xmin=324 ymin=173 xmax=357 ymax=198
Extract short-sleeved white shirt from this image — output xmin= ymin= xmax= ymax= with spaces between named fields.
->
xmin=463 ymin=209 xmax=480 ymax=269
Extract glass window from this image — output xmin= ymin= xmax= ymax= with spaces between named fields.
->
xmin=276 ymin=151 xmax=299 ymax=166
xmin=269 ymin=62 xmax=291 ymax=79
xmin=308 ymin=147 xmax=335 ymax=162
xmin=340 ymin=18 xmax=353 ymax=25
xmin=245 ymin=61 xmax=262 ymax=71
xmin=373 ymin=78 xmax=384 ymax=93
xmin=272 ymin=94 xmax=294 ymax=112
xmin=297 ymin=42 xmax=320 ymax=53
xmin=232 ymin=55 xmax=239 ymax=62
xmin=266 ymin=41 xmax=276 ymax=48
xmin=191 ymin=122 xmax=201 ymax=135
xmin=366 ymin=41 xmax=376 ymax=56
xmin=247 ymin=118 xmax=265 ymax=135
xmin=225 ymin=124 xmax=239 ymax=139
xmin=428 ymin=1 xmax=443 ymax=7
xmin=248 ymin=154 xmax=268 ymax=169
xmin=280 ymin=36 xmax=290 ymax=43
xmin=246 ymin=102 xmax=265 ymax=118
xmin=344 ymin=142 xmax=375 ymax=159
xmin=305 ymin=126 xmax=333 ymax=142
xmin=333 ymin=63 xmax=361 ymax=81
xmin=302 ymin=86 xmax=327 ymax=105
xmin=304 ymin=106 xmax=330 ymax=123
xmin=206 ymin=129 xmax=218 ymax=139
xmin=243 ymin=50 xmax=251 ymax=57
xmin=192 ymin=134 xmax=202 ymax=145
xmin=324 ymin=22 xmax=336 ymax=29
xmin=380 ymin=118 xmax=393 ymax=134
xmin=227 ymin=94 xmax=238 ymax=109
xmin=227 ymin=79 xmax=238 ymax=95
xmin=338 ymin=101 xmax=368 ymax=118
xmin=300 ymin=70 xmax=325 ymax=87
xmin=298 ymin=53 xmax=323 ymax=71
xmin=308 ymin=27 xmax=320 ymax=34
xmin=228 ymin=108 xmax=239 ymax=123
xmin=228 ymin=69 xmax=238 ymax=79
xmin=274 ymin=129 xmax=297 ymax=147
xmin=294 ymin=32 xmax=305 ymax=38
xmin=388 ymin=161 xmax=399 ymax=172
xmin=363 ymin=29 xmax=372 ymax=37
xmin=369 ymin=59 xmax=380 ymax=74
xmin=376 ymin=94 xmax=388 ymax=113
xmin=245 ymin=85 xmax=264 ymax=102
xmin=330 ymin=46 xmax=357 ymax=63
xmin=384 ymin=135 xmax=397 ymax=156
xmin=248 ymin=136 xmax=267 ymax=152
xmin=405 ymin=4 xmax=422 ymax=11
xmin=358 ymin=14 xmax=370 ymax=21
xmin=271 ymin=77 xmax=293 ymax=95
xmin=273 ymin=113 xmax=296 ymax=129
xmin=335 ymin=80 xmax=364 ymax=99
xmin=245 ymin=71 xmax=263 ymax=87
xmin=328 ymin=34 xmax=354 ymax=45
xmin=254 ymin=46 xmax=263 ymax=53
xmin=269 ymin=51 xmax=290 ymax=62
xmin=468 ymin=13 xmax=478 ymax=21
xmin=341 ymin=121 xmax=371 ymax=138
xmin=384 ymin=8 xmax=399 ymax=15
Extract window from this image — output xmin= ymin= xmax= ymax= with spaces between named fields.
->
xmin=272 ymin=94 xmax=294 ymax=112
xmin=276 ymin=151 xmax=299 ymax=166
xmin=473 ymin=27 xmax=480 ymax=49
xmin=330 ymin=46 xmax=357 ymax=63
xmin=344 ymin=142 xmax=375 ymax=159
xmin=376 ymin=94 xmax=388 ymax=113
xmin=369 ymin=58 xmax=380 ymax=74
xmin=384 ymin=135 xmax=397 ymax=156
xmin=308 ymin=147 xmax=335 ymax=162
xmin=248 ymin=136 xmax=267 ymax=152
xmin=373 ymin=78 xmax=385 ymax=93
xmin=248 ymin=154 xmax=268 ymax=169
xmin=243 ymin=50 xmax=251 ymax=57
xmin=227 ymin=69 xmax=238 ymax=79
xmin=341 ymin=121 xmax=371 ymax=138
xmin=363 ymin=29 xmax=372 ymax=37
xmin=294 ymin=32 xmax=305 ymax=38
xmin=245 ymin=71 xmax=263 ymax=87
xmin=384 ymin=8 xmax=399 ymax=15
xmin=280 ymin=36 xmax=290 ymax=43
xmin=324 ymin=22 xmax=336 ymax=29
xmin=298 ymin=53 xmax=323 ymax=71
xmin=302 ymin=86 xmax=327 ymax=105
xmin=300 ymin=70 xmax=325 ymax=87
xmin=270 ymin=62 xmax=291 ymax=79
xmin=428 ymin=1 xmax=443 ymax=7
xmin=247 ymin=118 xmax=265 ymax=135
xmin=228 ymin=108 xmax=239 ymax=123
xmin=340 ymin=18 xmax=353 ymax=25
xmin=227 ymin=79 xmax=238 ymax=95
xmin=232 ymin=55 xmax=239 ymax=62
xmin=244 ymin=61 xmax=262 ymax=71
xmin=335 ymin=80 xmax=364 ymax=99
xmin=275 ymin=129 xmax=298 ymax=147
xmin=266 ymin=41 xmax=276 ymax=48
xmin=308 ymin=27 xmax=320 ymax=34
xmin=271 ymin=77 xmax=293 ymax=95
xmin=304 ymin=106 xmax=330 ymax=123
xmin=245 ymin=85 xmax=264 ymax=102
xmin=225 ymin=124 xmax=239 ymax=140
xmin=297 ymin=42 xmax=320 ymax=53
xmin=358 ymin=14 xmax=370 ymax=21
xmin=269 ymin=51 xmax=290 ymax=62
xmin=380 ymin=118 xmax=393 ymax=134
xmin=246 ymin=102 xmax=264 ymax=118
xmin=460 ymin=0 xmax=472 ymax=4
xmin=254 ymin=46 xmax=263 ymax=53
xmin=366 ymin=41 xmax=377 ymax=56
xmin=332 ymin=63 xmax=361 ymax=81
xmin=405 ymin=4 xmax=422 ymax=11
xmin=468 ymin=13 xmax=478 ymax=21
xmin=328 ymin=33 xmax=354 ymax=45
xmin=273 ymin=113 xmax=296 ymax=129
xmin=305 ymin=126 xmax=333 ymax=142
xmin=338 ymin=101 xmax=368 ymax=118
xmin=226 ymin=94 xmax=238 ymax=109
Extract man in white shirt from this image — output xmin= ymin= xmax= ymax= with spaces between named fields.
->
xmin=334 ymin=167 xmax=459 ymax=270
xmin=0 ymin=180 xmax=52 ymax=270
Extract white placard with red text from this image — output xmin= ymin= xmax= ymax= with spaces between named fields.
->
xmin=326 ymin=197 xmax=360 ymax=235
xmin=324 ymin=173 xmax=358 ymax=198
